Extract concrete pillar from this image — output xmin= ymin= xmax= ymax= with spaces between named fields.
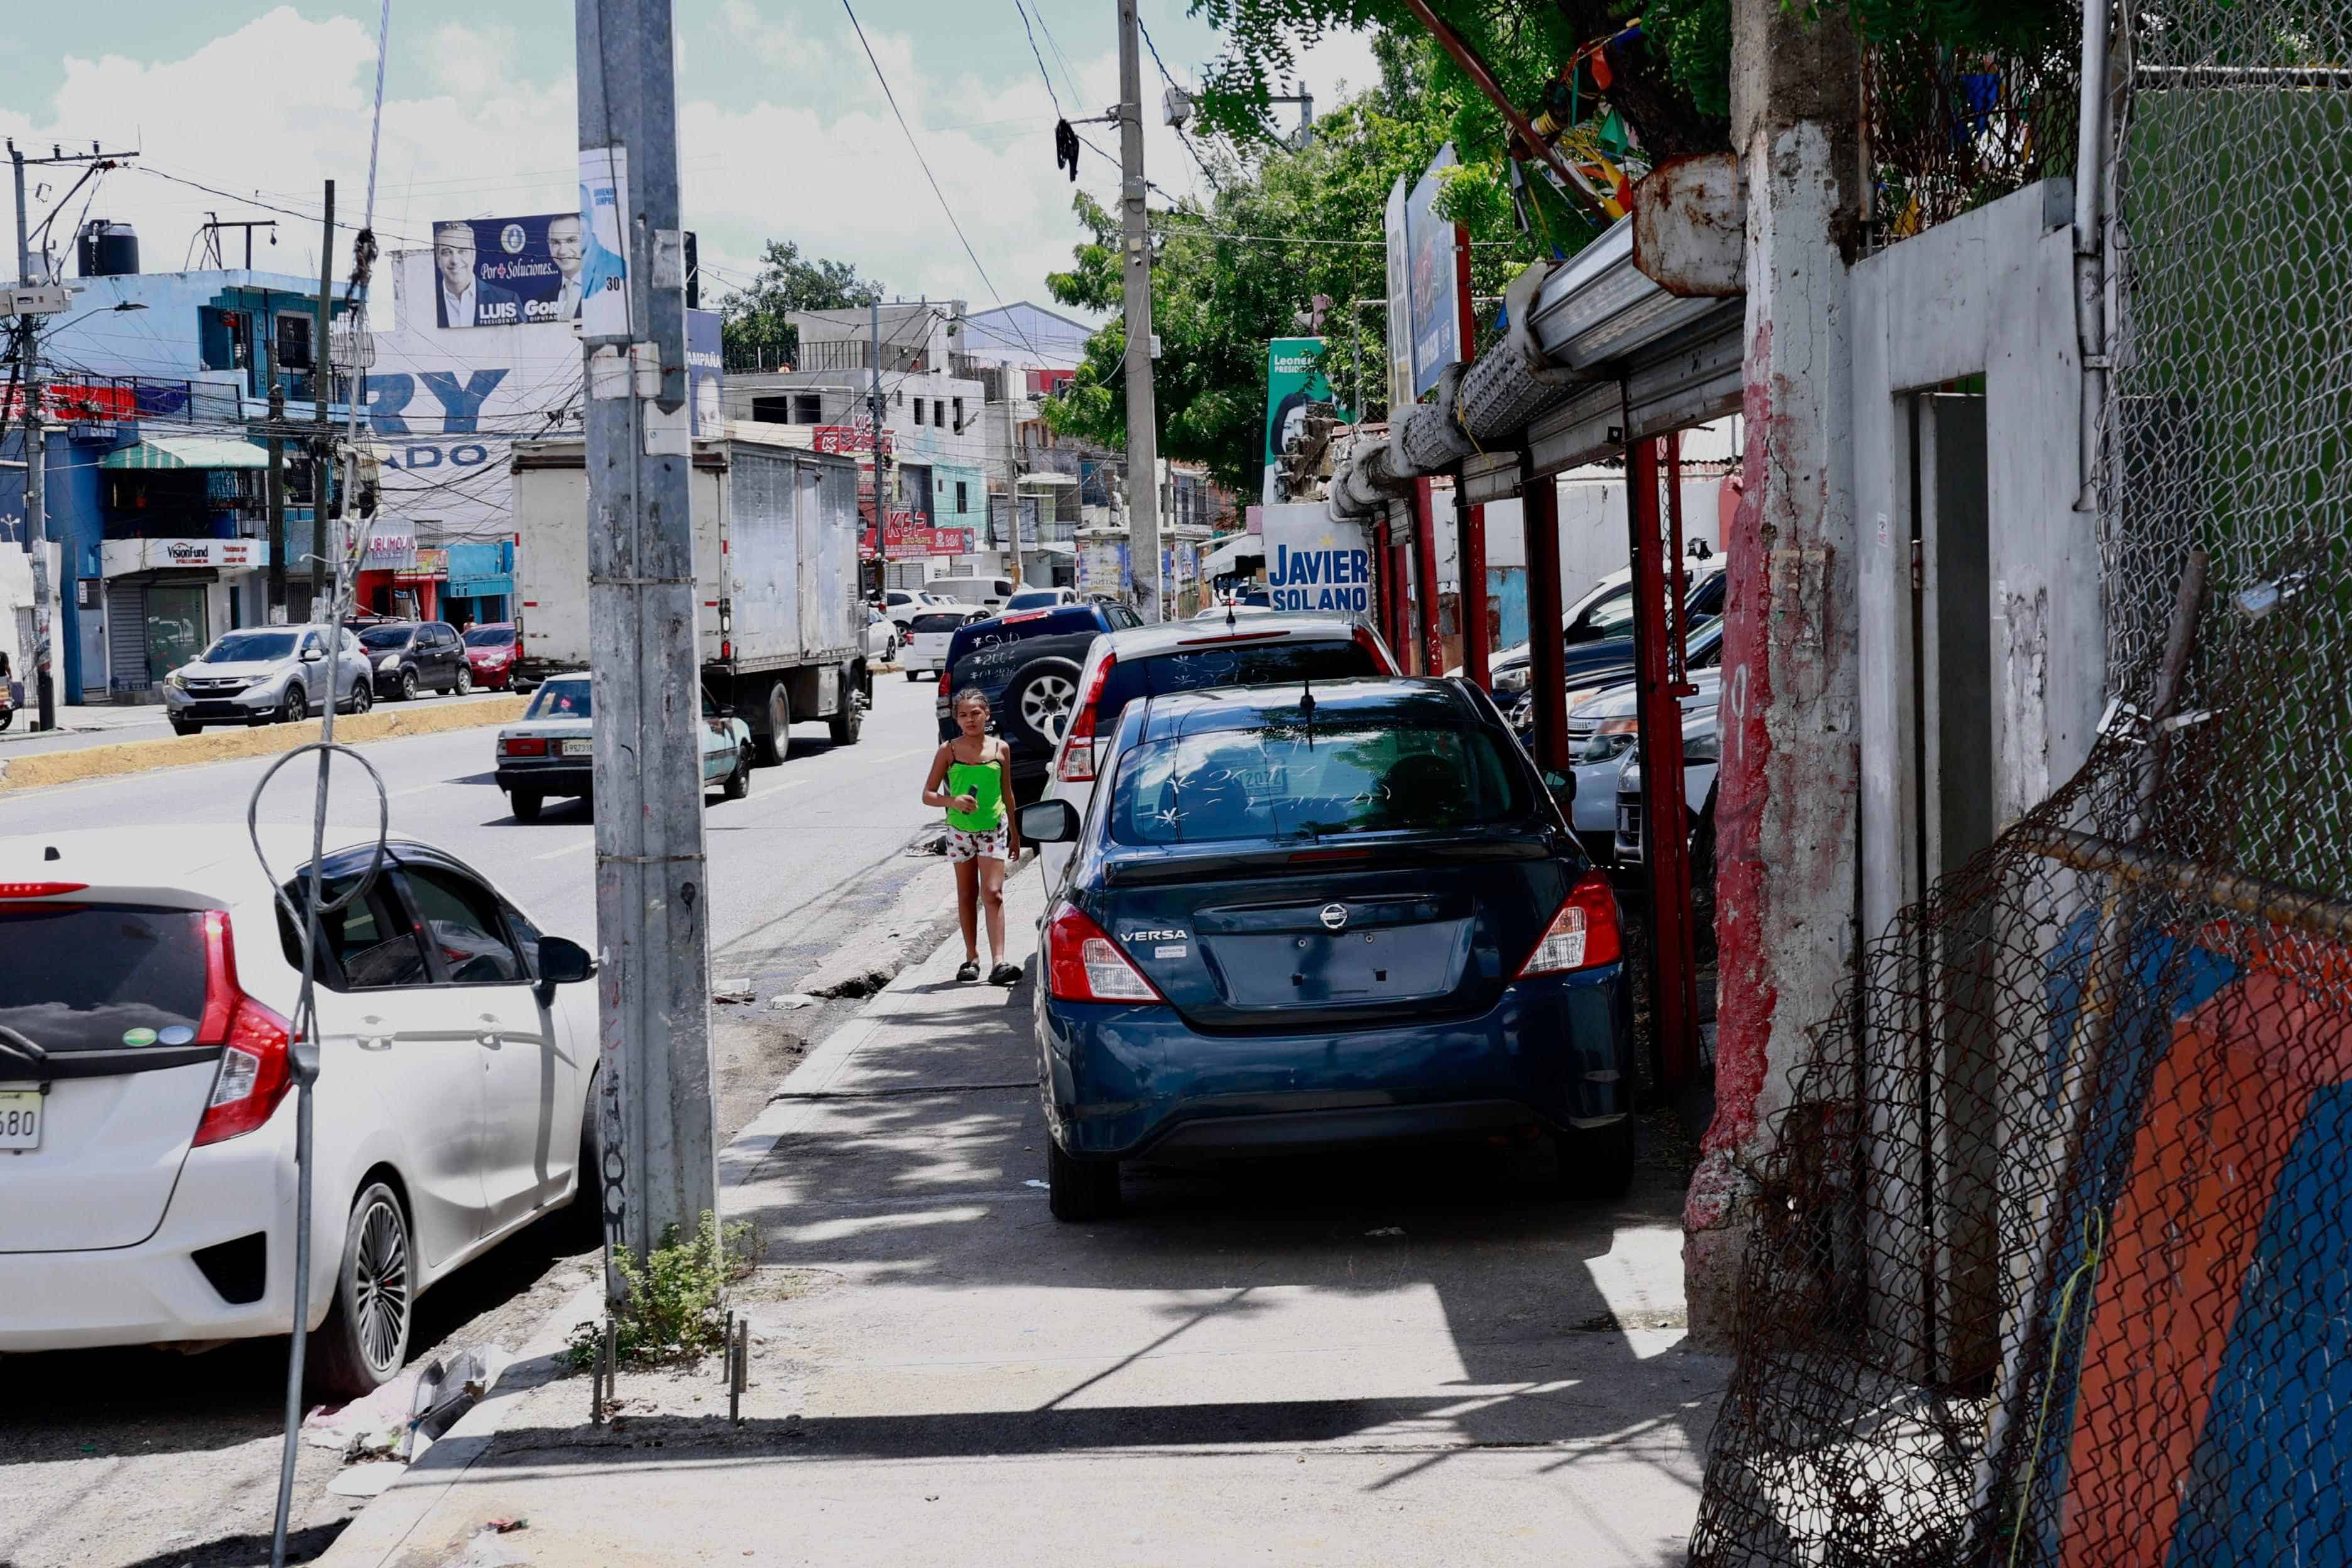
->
xmin=1684 ymin=0 xmax=1862 ymax=1346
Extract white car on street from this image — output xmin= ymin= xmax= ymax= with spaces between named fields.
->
xmin=880 ymin=589 xmax=955 ymax=630
xmin=0 ymin=828 xmax=602 ymax=1396
xmin=1033 ymin=613 xmax=1399 ymax=890
xmin=900 ymin=606 xmax=983 ymax=683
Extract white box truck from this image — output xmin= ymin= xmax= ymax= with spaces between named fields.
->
xmin=509 ymin=425 xmax=868 ymax=763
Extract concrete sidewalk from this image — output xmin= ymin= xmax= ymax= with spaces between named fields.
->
xmin=321 ymin=864 xmax=1725 ymax=1567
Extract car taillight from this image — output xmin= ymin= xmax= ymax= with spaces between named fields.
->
xmin=1057 ymin=654 xmax=1116 ymax=782
xmin=0 ymin=881 xmax=88 ymax=899
xmin=1516 ymin=872 xmax=1623 ymax=977
xmin=938 ymin=669 xmax=952 ymax=700
xmin=1352 ymin=624 xmax=1398 ymax=672
xmin=1045 ymin=903 xmax=1162 ymax=1003
xmin=192 ymin=910 xmax=295 ymax=1146
xmin=501 ymin=737 xmax=548 ymax=756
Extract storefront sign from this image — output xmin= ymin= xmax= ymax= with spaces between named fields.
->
xmin=883 ymin=515 xmax=972 ymax=558
xmin=396 ymin=547 xmax=448 ymax=582
xmin=101 ymin=538 xmax=271 ymax=572
xmin=813 ymin=424 xmax=893 ymax=457
xmin=1263 ymin=503 xmax=1373 ymax=618
xmin=361 ymin=525 xmax=418 ymax=571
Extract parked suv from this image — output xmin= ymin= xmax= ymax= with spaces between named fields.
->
xmin=937 ymin=601 xmax=1143 ymax=805
xmin=359 ymin=621 xmax=471 ymax=700
xmin=163 ymin=624 xmax=374 ymax=735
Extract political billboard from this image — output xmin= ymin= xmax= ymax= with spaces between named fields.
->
xmin=1404 ymin=144 xmax=1462 ymax=400
xmin=1263 ymin=339 xmax=1349 ymax=504
xmin=1383 ymin=177 xmax=1413 ymax=414
xmin=1263 ymin=503 xmax=1373 ymax=619
xmin=430 ymin=212 xmax=606 ymax=330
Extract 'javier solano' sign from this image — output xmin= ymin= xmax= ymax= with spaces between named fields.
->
xmin=1263 ymin=503 xmax=1373 ymax=618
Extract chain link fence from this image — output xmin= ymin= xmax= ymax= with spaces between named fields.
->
xmin=1690 ymin=2 xmax=2350 ymax=1561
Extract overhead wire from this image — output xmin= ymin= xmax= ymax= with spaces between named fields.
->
xmin=1135 ymin=14 xmax=1219 ymax=189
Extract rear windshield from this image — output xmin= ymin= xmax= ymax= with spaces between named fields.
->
xmin=0 ymin=904 xmax=211 ymax=1055
xmin=1109 ymin=721 xmax=1532 ymax=846
xmin=949 ymin=606 xmax=1100 ymax=663
xmin=463 ymin=626 xmax=514 ymax=647
xmin=525 ymin=680 xmax=592 ymax=719
xmin=1003 ymin=591 xmax=1062 ymax=611
xmin=205 ymin=631 xmax=297 ymax=663
xmin=1096 ymin=639 xmax=1379 ymax=735
xmin=358 ymin=625 xmax=416 ymax=649
xmin=909 ymin=612 xmax=970 ymax=634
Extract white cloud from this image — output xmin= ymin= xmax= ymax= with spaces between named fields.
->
xmin=1 ymin=5 xmax=1381 ymax=339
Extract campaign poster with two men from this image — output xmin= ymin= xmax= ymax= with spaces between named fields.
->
xmin=432 ymin=200 xmax=624 ymax=329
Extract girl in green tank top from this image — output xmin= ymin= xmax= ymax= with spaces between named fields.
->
xmin=923 ymin=688 xmax=1023 ymax=984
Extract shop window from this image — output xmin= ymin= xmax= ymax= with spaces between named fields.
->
xmin=952 ymin=397 xmax=964 ymax=430
xmin=276 ymin=313 xmax=313 ymax=370
xmin=913 ymin=400 xmax=925 ymax=427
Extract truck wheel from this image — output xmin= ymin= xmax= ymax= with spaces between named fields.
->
xmin=829 ymin=681 xmax=864 ymax=745
xmin=754 ymin=681 xmax=790 ymax=766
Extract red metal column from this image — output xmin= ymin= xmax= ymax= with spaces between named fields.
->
xmin=1518 ymin=457 xmax=1571 ymax=777
xmin=1372 ymin=514 xmax=1396 ymax=657
xmin=1628 ymin=435 xmax=1697 ymax=1093
xmin=1412 ymin=476 xmax=1444 ymax=677
xmin=1457 ymin=489 xmax=1490 ymax=688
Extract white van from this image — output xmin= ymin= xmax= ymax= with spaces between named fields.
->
xmin=925 ymin=577 xmax=1017 ymax=615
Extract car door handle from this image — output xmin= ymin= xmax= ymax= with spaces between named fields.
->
xmin=359 ymin=1015 xmax=393 ymax=1051
xmin=477 ymin=1013 xmax=502 ymax=1046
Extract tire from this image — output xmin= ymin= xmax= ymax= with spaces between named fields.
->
xmin=1045 ymin=1138 xmax=1120 ymax=1222
xmin=397 ymin=668 xmax=419 ymax=702
xmin=510 ymin=790 xmax=543 ymax=821
xmin=828 ymin=680 xmax=864 ymax=746
xmin=0 ymin=708 xmax=11 ymax=732
xmin=312 ymin=1181 xmax=413 ymax=1399
xmin=722 ymin=743 xmax=753 ymax=800
xmin=454 ymin=664 xmax=473 ymax=697
xmin=754 ymin=680 xmax=790 ymax=766
xmin=1003 ymin=657 xmax=1083 ymax=751
xmin=350 ymin=678 xmax=374 ymax=716
xmin=271 ymin=683 xmax=308 ymax=727
xmin=169 ymin=717 xmax=199 ymax=736
xmin=905 ymin=668 xmax=924 ymax=683
xmin=570 ymin=1072 xmax=606 ymax=1242
xmin=1551 ymin=1118 xmax=1636 ymax=1201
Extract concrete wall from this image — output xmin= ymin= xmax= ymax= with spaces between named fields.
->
xmin=1849 ymin=180 xmax=2103 ymax=944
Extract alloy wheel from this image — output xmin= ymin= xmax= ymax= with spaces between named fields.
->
xmin=351 ymin=1195 xmax=411 ymax=1375
xmin=1020 ymin=674 xmax=1078 ymax=746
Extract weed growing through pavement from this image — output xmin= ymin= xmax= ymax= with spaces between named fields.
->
xmin=568 ymin=1211 xmax=757 ymax=1368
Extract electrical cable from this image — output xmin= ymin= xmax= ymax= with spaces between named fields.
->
xmin=1135 ymin=14 xmax=1219 ymax=189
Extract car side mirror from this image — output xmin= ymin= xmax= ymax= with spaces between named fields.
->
xmin=300 ymin=645 xmax=325 ymax=663
xmin=1018 ymin=800 xmax=1078 ymax=844
xmin=537 ymin=935 xmax=596 ymax=986
xmin=1543 ymin=769 xmax=1576 ymax=809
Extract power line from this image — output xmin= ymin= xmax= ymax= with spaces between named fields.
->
xmin=1026 ymin=0 xmax=1091 ymax=109
xmin=1009 ymin=0 xmax=1065 ymax=116
xmin=1134 ymin=14 xmax=1217 ymax=188
xmin=837 ymin=0 xmax=1057 ymax=369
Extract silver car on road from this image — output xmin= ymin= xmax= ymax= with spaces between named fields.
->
xmin=162 ymin=624 xmax=374 ymax=735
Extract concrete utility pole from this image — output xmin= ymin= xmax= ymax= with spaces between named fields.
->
xmin=869 ymin=296 xmax=888 ymax=575
xmin=11 ymin=143 xmax=55 ymax=729
xmin=577 ymin=0 xmax=720 ymax=1292
xmin=1116 ymin=0 xmax=1162 ymax=621
xmin=266 ymin=336 xmax=286 ymax=620
xmin=311 ymin=182 xmax=334 ymax=617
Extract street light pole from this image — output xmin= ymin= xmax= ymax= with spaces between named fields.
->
xmin=1116 ymin=0 xmax=1161 ymax=621
xmin=11 ymin=143 xmax=55 ymax=729
xmin=577 ymin=0 xmax=720 ymax=1296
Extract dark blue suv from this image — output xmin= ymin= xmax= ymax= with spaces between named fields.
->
xmin=1016 ymin=675 xmax=1634 ymax=1220
xmin=939 ymin=601 xmax=1141 ymax=802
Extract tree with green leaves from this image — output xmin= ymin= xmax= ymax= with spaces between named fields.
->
xmin=718 ymin=240 xmax=886 ymax=370
xmin=1042 ymin=34 xmax=1544 ymax=493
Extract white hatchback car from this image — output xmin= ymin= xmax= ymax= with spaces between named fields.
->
xmin=900 ymin=606 xmax=983 ymax=683
xmin=0 ymin=827 xmax=601 ymax=1396
xmin=1033 ymin=614 xmax=1398 ymax=891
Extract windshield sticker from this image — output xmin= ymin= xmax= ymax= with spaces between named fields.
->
xmin=121 ymin=1026 xmax=159 ymax=1047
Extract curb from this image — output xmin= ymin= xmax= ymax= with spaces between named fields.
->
xmin=0 ymin=695 xmax=528 ymax=794
xmin=316 ymin=859 xmax=1035 ymax=1567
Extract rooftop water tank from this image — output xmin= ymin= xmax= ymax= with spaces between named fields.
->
xmin=77 ymin=220 xmax=139 ymax=278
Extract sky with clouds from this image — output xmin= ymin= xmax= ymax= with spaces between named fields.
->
xmin=0 ymin=1 xmax=1376 ymax=326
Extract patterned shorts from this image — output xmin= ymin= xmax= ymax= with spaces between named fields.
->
xmin=945 ymin=823 xmax=1010 ymax=864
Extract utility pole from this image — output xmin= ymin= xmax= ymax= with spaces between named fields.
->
xmin=577 ymin=0 xmax=719 ymax=1293
xmin=266 ymin=335 xmax=287 ymax=621
xmin=869 ymin=296 xmax=888 ymax=577
xmin=1116 ymin=0 xmax=1161 ymax=621
xmin=310 ymin=182 xmax=334 ymax=619
xmin=10 ymin=143 xmax=54 ymax=729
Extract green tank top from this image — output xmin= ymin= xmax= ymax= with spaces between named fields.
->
xmin=944 ymin=754 xmax=1004 ymax=832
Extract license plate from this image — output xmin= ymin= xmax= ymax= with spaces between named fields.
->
xmin=562 ymin=738 xmax=594 ymax=756
xmin=0 ymin=1087 xmax=43 ymax=1152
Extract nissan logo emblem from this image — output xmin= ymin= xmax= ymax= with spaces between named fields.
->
xmin=1319 ymin=903 xmax=1348 ymax=932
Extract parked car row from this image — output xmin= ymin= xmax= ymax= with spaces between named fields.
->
xmin=922 ymin=599 xmax=1637 ymax=1222
xmin=163 ymin=619 xmax=516 ymax=737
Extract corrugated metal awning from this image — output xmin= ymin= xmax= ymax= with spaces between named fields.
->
xmin=101 ymin=435 xmax=269 ymax=471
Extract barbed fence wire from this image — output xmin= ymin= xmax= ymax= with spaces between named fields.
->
xmin=1690 ymin=1 xmax=2351 ymax=1562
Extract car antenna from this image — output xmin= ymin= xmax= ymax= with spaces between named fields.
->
xmin=1226 ymin=602 xmax=1237 ymax=630
xmin=1299 ymin=672 xmax=1316 ymax=748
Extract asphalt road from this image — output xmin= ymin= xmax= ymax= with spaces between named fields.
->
xmin=0 ymin=676 xmax=959 ymax=1568
xmin=0 ymin=687 xmax=523 ymax=760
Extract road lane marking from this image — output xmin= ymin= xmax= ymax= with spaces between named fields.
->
xmin=754 ymin=775 xmax=816 ymax=799
xmin=535 ymin=839 xmax=594 ymax=861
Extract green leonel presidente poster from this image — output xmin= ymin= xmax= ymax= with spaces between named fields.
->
xmin=1263 ymin=337 xmax=1344 ymax=503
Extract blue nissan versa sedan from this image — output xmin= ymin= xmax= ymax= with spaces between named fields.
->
xmin=1017 ymin=676 xmax=1634 ymax=1221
